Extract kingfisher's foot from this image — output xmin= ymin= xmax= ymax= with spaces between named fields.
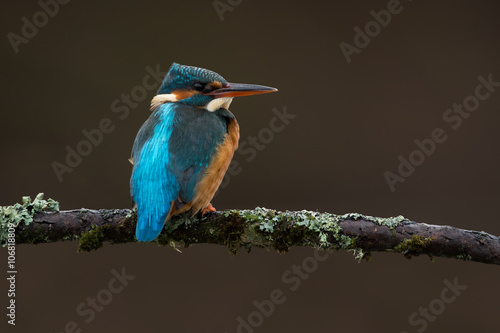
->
xmin=202 ymin=203 xmax=216 ymax=215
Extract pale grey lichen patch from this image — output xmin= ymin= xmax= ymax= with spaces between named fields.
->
xmin=339 ymin=213 xmax=407 ymax=229
xmin=259 ymin=220 xmax=275 ymax=233
xmin=125 ymin=207 xmax=137 ymax=220
xmin=0 ymin=193 xmax=59 ymax=246
xmin=63 ymin=234 xmax=80 ymax=241
xmin=352 ymin=248 xmax=368 ymax=262
xmin=230 ymin=208 xmax=407 ymax=260
xmin=236 ymin=208 xmax=357 ymax=251
xmin=456 ymin=254 xmax=472 ymax=261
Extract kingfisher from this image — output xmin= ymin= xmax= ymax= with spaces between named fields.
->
xmin=130 ymin=63 xmax=277 ymax=242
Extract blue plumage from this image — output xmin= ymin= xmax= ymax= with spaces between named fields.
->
xmin=131 ymin=104 xmax=178 ymax=241
xmin=131 ymin=102 xmax=230 ymax=241
xmin=130 ymin=63 xmax=277 ymax=242
xmin=167 ymin=106 xmax=229 ymax=202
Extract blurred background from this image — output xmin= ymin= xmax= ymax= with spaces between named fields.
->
xmin=1 ymin=0 xmax=499 ymax=332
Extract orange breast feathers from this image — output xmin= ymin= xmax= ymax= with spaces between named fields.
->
xmin=168 ymin=118 xmax=240 ymax=218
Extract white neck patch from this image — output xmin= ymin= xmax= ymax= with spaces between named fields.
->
xmin=205 ymin=97 xmax=233 ymax=112
xmin=150 ymin=94 xmax=177 ymax=110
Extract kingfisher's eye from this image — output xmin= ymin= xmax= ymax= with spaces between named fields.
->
xmin=193 ymin=83 xmax=205 ymax=92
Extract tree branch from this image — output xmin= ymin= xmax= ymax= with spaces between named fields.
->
xmin=12 ymin=206 xmax=500 ymax=265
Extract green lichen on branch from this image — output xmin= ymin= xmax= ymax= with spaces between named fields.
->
xmin=456 ymin=254 xmax=472 ymax=261
xmin=78 ymin=225 xmax=104 ymax=252
xmin=222 ymin=208 xmax=363 ymax=256
xmin=242 ymin=208 xmax=352 ymax=248
xmin=156 ymin=210 xmax=245 ymax=254
xmin=394 ymin=235 xmax=433 ymax=260
xmin=0 ymin=193 xmax=59 ymax=246
xmin=238 ymin=208 xmax=407 ymax=248
xmin=77 ymin=212 xmax=136 ymax=252
xmin=152 ymin=208 xmax=408 ymax=260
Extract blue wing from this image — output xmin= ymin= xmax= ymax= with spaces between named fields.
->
xmin=130 ymin=103 xmax=228 ymax=242
xmin=130 ymin=104 xmax=178 ymax=241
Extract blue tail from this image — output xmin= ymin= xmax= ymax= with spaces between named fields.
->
xmin=135 ymin=208 xmax=168 ymax=242
xmin=133 ymin=171 xmax=178 ymax=241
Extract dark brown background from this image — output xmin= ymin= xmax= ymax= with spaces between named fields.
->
xmin=1 ymin=0 xmax=499 ymax=332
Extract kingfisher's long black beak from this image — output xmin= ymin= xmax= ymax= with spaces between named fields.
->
xmin=206 ymin=83 xmax=278 ymax=98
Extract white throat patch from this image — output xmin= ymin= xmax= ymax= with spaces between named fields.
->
xmin=205 ymin=97 xmax=233 ymax=112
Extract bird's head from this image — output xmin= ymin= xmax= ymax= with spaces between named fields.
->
xmin=151 ymin=63 xmax=277 ymax=111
